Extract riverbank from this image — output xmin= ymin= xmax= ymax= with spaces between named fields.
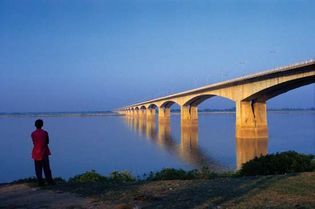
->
xmin=1 ymin=172 xmax=314 ymax=209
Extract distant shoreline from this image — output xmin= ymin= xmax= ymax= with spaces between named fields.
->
xmin=0 ymin=111 xmax=122 ymax=118
xmin=0 ymin=109 xmax=314 ymax=118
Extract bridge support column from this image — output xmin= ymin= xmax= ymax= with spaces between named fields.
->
xmin=181 ymin=105 xmax=198 ymax=127
xmin=139 ymin=109 xmax=146 ymax=119
xmin=180 ymin=105 xmax=198 ymax=150
xmin=236 ymin=100 xmax=268 ymax=139
xmin=130 ymin=109 xmax=135 ymax=117
xmin=146 ymin=108 xmax=156 ymax=121
xmin=158 ymin=107 xmax=170 ymax=124
xmin=134 ymin=109 xmax=140 ymax=118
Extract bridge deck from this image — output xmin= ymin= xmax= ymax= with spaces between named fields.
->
xmin=123 ymin=59 xmax=315 ymax=109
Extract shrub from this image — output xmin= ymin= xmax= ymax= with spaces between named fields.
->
xmin=12 ymin=177 xmax=66 ymax=184
xmin=51 ymin=177 xmax=66 ymax=184
xmin=197 ymin=167 xmax=220 ymax=179
xmin=144 ymin=167 xmax=235 ymax=181
xmin=68 ymin=170 xmax=107 ymax=183
xmin=11 ymin=177 xmax=38 ymax=184
xmin=146 ymin=168 xmax=195 ymax=180
xmin=239 ymin=151 xmax=315 ymax=176
xmin=109 ymin=170 xmax=136 ymax=182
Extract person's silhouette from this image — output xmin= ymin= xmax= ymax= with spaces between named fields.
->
xmin=31 ymin=119 xmax=55 ymax=185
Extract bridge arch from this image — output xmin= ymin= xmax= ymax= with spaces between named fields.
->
xmin=144 ymin=104 xmax=158 ymax=121
xmin=182 ymin=94 xmax=235 ymax=107
xmin=148 ymin=103 xmax=158 ymax=109
xmin=243 ymin=76 xmax=315 ymax=102
xmin=183 ymin=95 xmax=214 ymax=107
xmin=159 ymin=100 xmax=181 ymax=108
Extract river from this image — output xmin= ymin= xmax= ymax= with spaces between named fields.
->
xmin=0 ymin=111 xmax=314 ymax=183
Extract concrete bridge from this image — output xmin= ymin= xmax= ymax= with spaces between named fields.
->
xmin=119 ymin=60 xmax=315 ymax=139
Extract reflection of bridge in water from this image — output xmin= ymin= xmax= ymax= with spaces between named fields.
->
xmin=124 ymin=116 xmax=225 ymax=170
xmin=124 ymin=115 xmax=268 ymax=170
xmin=119 ymin=60 xmax=314 ymax=169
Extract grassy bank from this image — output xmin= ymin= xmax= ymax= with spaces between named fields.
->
xmin=7 ymin=172 xmax=315 ymax=209
xmin=2 ymin=151 xmax=315 ymax=208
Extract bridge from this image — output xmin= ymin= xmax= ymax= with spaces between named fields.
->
xmin=119 ymin=60 xmax=315 ymax=140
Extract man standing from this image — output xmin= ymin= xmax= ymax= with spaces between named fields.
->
xmin=31 ymin=119 xmax=55 ymax=185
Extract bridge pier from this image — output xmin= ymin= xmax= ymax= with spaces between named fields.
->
xmin=181 ymin=105 xmax=198 ymax=127
xmin=180 ymin=105 xmax=199 ymax=150
xmin=236 ymin=100 xmax=268 ymax=139
xmin=134 ymin=109 xmax=139 ymax=118
xmin=131 ymin=109 xmax=136 ymax=117
xmin=146 ymin=108 xmax=156 ymax=121
xmin=139 ymin=109 xmax=146 ymax=119
xmin=158 ymin=107 xmax=171 ymax=124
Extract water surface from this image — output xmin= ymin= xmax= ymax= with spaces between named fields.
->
xmin=0 ymin=111 xmax=314 ymax=183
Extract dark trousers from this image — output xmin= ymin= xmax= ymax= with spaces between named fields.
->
xmin=34 ymin=156 xmax=53 ymax=183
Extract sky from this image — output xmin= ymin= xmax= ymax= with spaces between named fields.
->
xmin=0 ymin=0 xmax=314 ymax=112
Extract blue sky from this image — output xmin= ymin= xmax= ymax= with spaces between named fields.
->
xmin=0 ymin=0 xmax=314 ymax=112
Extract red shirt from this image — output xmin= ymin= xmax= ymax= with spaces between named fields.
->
xmin=31 ymin=129 xmax=51 ymax=160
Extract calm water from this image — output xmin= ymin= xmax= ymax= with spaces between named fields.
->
xmin=0 ymin=112 xmax=314 ymax=183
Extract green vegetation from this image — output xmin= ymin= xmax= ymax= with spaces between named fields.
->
xmin=68 ymin=170 xmax=108 ymax=183
xmin=146 ymin=168 xmax=195 ymax=180
xmin=9 ymin=151 xmax=314 ymax=192
xmin=66 ymin=167 xmax=235 ymax=184
xmin=109 ymin=170 xmax=136 ymax=182
xmin=12 ymin=151 xmax=314 ymax=186
xmin=267 ymin=107 xmax=315 ymax=111
xmin=11 ymin=172 xmax=315 ymax=209
xmin=7 ymin=152 xmax=315 ymax=209
xmin=12 ymin=177 xmax=65 ymax=184
xmin=145 ymin=167 xmax=235 ymax=181
xmin=11 ymin=177 xmax=38 ymax=184
xmin=68 ymin=170 xmax=135 ymax=184
xmin=239 ymin=151 xmax=315 ymax=176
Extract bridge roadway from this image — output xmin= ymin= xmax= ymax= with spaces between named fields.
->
xmin=119 ymin=60 xmax=315 ymax=139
